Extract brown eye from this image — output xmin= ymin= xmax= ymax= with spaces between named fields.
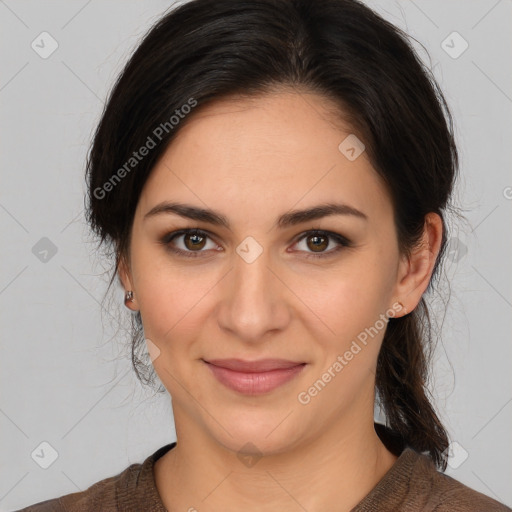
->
xmin=293 ymin=230 xmax=351 ymax=259
xmin=162 ymin=229 xmax=218 ymax=258
xmin=162 ymin=228 xmax=351 ymax=260
xmin=306 ymin=233 xmax=329 ymax=252
xmin=183 ymin=232 xmax=207 ymax=251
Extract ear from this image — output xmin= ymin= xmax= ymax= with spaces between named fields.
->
xmin=392 ymin=212 xmax=443 ymax=316
xmin=117 ymin=255 xmax=138 ymax=311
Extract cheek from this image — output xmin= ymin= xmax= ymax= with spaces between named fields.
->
xmin=300 ymin=260 xmax=387 ymax=324
xmin=132 ymin=254 xmax=217 ymax=349
xmin=295 ymin=261 xmax=392 ymax=366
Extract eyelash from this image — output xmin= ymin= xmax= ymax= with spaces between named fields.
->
xmin=160 ymin=228 xmax=352 ymax=260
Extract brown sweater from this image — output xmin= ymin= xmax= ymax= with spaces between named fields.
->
xmin=16 ymin=424 xmax=511 ymax=512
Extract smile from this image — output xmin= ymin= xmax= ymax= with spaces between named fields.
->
xmin=203 ymin=359 xmax=307 ymax=395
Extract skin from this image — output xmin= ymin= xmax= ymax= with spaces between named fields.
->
xmin=119 ymin=90 xmax=443 ymax=511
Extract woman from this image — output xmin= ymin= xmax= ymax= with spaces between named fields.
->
xmin=18 ymin=0 xmax=511 ymax=510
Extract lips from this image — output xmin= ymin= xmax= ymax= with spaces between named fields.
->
xmin=203 ymin=358 xmax=306 ymax=395
xmin=205 ymin=358 xmax=305 ymax=372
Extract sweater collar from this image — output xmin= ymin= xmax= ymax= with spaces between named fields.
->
xmin=134 ymin=423 xmax=427 ymax=511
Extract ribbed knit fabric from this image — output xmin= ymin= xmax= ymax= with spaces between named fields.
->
xmin=16 ymin=424 xmax=511 ymax=511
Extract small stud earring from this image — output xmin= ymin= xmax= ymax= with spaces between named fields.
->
xmin=124 ymin=290 xmax=134 ymax=306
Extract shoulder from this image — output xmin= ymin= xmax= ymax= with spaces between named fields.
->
xmin=14 ymin=444 xmax=175 ymax=512
xmin=366 ymin=425 xmax=511 ymax=511
xmin=425 ymin=471 xmax=511 ymax=511
xmin=353 ymin=444 xmax=511 ymax=512
xmin=13 ymin=497 xmax=66 ymax=512
xmin=407 ymin=449 xmax=511 ymax=511
xmin=14 ymin=462 xmax=141 ymax=512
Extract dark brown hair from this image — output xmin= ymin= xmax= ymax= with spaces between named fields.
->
xmin=85 ymin=0 xmax=461 ymax=471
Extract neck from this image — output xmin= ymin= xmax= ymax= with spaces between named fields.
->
xmin=154 ymin=416 xmax=398 ymax=512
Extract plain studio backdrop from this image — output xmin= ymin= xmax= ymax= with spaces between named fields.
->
xmin=0 ymin=1 xmax=511 ymax=510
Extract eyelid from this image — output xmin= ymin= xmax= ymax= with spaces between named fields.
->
xmin=160 ymin=228 xmax=219 ymax=258
xmin=160 ymin=227 xmax=352 ymax=259
xmin=292 ymin=229 xmax=352 ymax=259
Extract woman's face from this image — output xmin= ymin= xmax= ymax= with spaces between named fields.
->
xmin=120 ymin=91 xmax=418 ymax=455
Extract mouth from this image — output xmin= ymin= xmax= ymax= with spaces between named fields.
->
xmin=202 ymin=358 xmax=307 ymax=395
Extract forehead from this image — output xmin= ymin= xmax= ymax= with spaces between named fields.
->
xmin=137 ymin=91 xmax=393 ymax=229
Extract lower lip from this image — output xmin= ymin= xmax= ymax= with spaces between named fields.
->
xmin=204 ymin=362 xmax=306 ymax=395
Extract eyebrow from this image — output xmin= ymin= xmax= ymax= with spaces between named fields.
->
xmin=143 ymin=201 xmax=368 ymax=229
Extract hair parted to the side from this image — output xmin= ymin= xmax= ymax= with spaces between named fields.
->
xmin=85 ymin=0 xmax=462 ymax=471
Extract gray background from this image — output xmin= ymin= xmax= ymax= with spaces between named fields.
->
xmin=1 ymin=0 xmax=511 ymax=510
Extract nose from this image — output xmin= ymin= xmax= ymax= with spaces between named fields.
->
xmin=216 ymin=246 xmax=291 ymax=343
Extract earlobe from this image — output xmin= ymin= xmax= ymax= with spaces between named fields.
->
xmin=124 ymin=290 xmax=136 ymax=308
xmin=117 ymin=256 xmax=138 ymax=311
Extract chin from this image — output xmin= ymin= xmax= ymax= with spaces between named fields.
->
xmin=208 ymin=416 xmax=304 ymax=459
